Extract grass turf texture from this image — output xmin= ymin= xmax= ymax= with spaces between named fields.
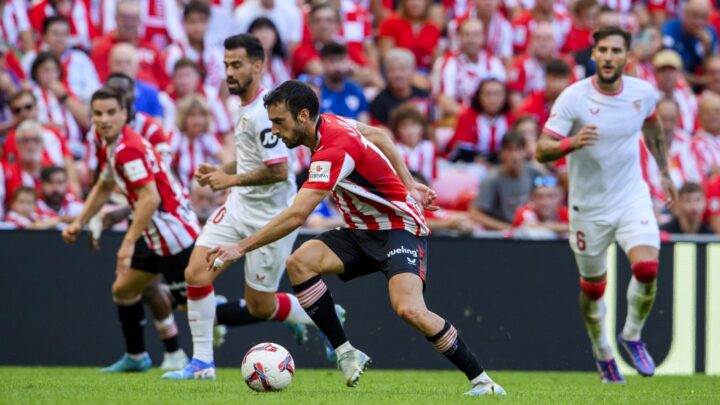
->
xmin=1 ymin=368 xmax=719 ymax=404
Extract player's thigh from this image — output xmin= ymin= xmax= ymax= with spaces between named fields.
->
xmin=573 ymin=251 xmax=609 ymax=281
xmin=112 ymin=268 xmax=158 ymax=298
xmin=388 ymin=272 xmax=428 ymax=314
xmin=243 ymin=229 xmax=299 ymax=294
xmin=569 ymin=216 xmax=615 ymax=257
xmin=615 ymin=203 xmax=660 ymax=262
xmin=244 ymin=285 xmax=278 ymax=318
xmin=285 ymin=239 xmax=346 ymax=285
xmin=189 ymin=208 xmax=243 ymax=286
xmin=184 ymin=245 xmax=227 ymax=286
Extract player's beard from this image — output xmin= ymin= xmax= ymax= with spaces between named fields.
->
xmin=227 ymin=76 xmax=253 ymax=96
xmin=282 ymin=123 xmax=306 ymax=148
xmin=597 ymin=63 xmax=624 ymax=84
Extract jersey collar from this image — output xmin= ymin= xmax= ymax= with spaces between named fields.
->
xmin=312 ymin=116 xmax=323 ymax=152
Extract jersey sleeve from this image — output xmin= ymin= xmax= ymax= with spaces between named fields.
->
xmin=115 ymin=146 xmax=155 ymax=188
xmin=252 ymin=111 xmax=290 ymax=165
xmin=543 ymin=88 xmax=576 ymax=139
xmin=302 ymin=147 xmax=356 ymax=191
xmin=707 ymin=179 xmax=720 ymax=216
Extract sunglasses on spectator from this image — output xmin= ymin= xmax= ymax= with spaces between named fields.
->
xmin=533 ymin=176 xmax=559 ymax=188
xmin=18 ymin=137 xmax=42 ymax=144
xmin=12 ymin=103 xmax=35 ymax=114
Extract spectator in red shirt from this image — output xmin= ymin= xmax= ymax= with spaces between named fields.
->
xmin=516 ymin=58 xmax=572 ymax=129
xmin=446 ymin=78 xmax=511 ymax=164
xmin=29 ymin=0 xmax=97 ymax=50
xmin=512 ymin=174 xmax=569 ymax=237
xmin=3 ymin=120 xmax=51 ymax=206
xmin=0 ymin=0 xmax=35 ymax=53
xmin=692 ymin=93 xmax=720 ymax=178
xmin=378 ymin=0 xmax=441 ymax=76
xmin=508 ymin=21 xmax=556 ymax=108
xmin=562 ymin=0 xmax=599 ymax=54
xmin=2 ymin=186 xmax=61 ymax=229
xmin=390 ymin=102 xmax=437 ymax=183
xmin=511 ymin=0 xmax=571 ymax=54
xmin=90 ymin=0 xmax=169 ymax=88
xmin=36 ymin=165 xmax=83 ymax=222
xmin=707 ymin=174 xmax=720 ymax=233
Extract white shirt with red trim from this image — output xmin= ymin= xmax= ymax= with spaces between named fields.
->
xmin=1 ymin=0 xmax=30 ymax=50
xmin=163 ymin=42 xmax=225 ymax=90
xmin=302 ymin=114 xmax=430 ymax=236
xmin=100 ymin=126 xmax=200 ymax=256
xmin=3 ymin=210 xmax=33 ymax=229
xmin=432 ymin=51 xmax=506 ymax=106
xmin=396 ymin=140 xmax=438 ymax=182
xmin=169 ymin=130 xmax=222 ymax=189
xmin=230 ymin=87 xmax=296 ymax=216
xmin=692 ymin=130 xmax=720 ymax=178
xmin=31 ymin=85 xmax=84 ymax=157
xmin=543 ymin=76 xmax=658 ymax=217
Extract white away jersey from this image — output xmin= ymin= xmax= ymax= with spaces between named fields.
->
xmin=232 ymin=87 xmax=296 ymax=214
xmin=543 ymin=76 xmax=658 ymax=217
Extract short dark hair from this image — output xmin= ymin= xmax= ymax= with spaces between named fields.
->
xmin=501 ymin=130 xmax=526 ymax=150
xmin=389 ymin=102 xmax=429 ymax=139
xmin=42 ymin=15 xmax=69 ymax=34
xmin=320 ymin=42 xmax=347 ymax=59
xmin=679 ymin=182 xmax=704 ymax=197
xmin=183 ymin=1 xmax=210 ymax=19
xmin=572 ymin=0 xmax=598 ymax=15
xmin=264 ymin=80 xmax=319 ymax=120
xmin=106 ymin=72 xmax=135 ymax=90
xmin=31 ymin=52 xmax=64 ymax=82
xmin=12 ymin=186 xmax=37 ymax=202
xmin=41 ymin=166 xmax=67 ymax=183
xmin=470 ymin=79 xmax=510 ymax=115
xmin=91 ymin=87 xmax=125 ymax=109
xmin=9 ymin=90 xmax=36 ymax=106
xmin=545 ymin=59 xmax=572 ymax=77
xmin=592 ymin=26 xmax=631 ymax=51
xmin=248 ymin=17 xmax=286 ymax=58
xmin=173 ymin=58 xmax=201 ymax=74
xmin=224 ymin=34 xmax=265 ymax=62
xmin=310 ymin=3 xmax=339 ymax=22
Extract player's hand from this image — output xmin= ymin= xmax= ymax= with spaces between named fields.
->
xmin=410 ymin=182 xmax=439 ymax=212
xmin=62 ymin=221 xmax=82 ymax=244
xmin=201 ymin=170 xmax=238 ymax=191
xmin=195 ymin=163 xmax=218 ymax=185
xmin=661 ymin=174 xmax=678 ymax=208
xmin=116 ymin=239 xmax=134 ymax=276
xmin=570 ymin=125 xmax=600 ymax=150
xmin=206 ymin=244 xmax=246 ymax=272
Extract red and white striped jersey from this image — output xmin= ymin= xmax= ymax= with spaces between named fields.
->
xmin=261 ymin=56 xmax=291 ymax=91
xmin=432 ymin=51 xmax=506 ymax=106
xmin=659 ymin=88 xmax=698 ymax=134
xmin=647 ymin=0 xmax=680 ymax=18
xmin=692 ymin=130 xmax=720 ymax=178
xmin=22 ymin=48 xmax=101 ymax=102
xmin=448 ymin=11 xmax=513 ymax=59
xmin=626 ymin=59 xmax=657 ymax=88
xmin=158 ymin=85 xmax=232 ymax=135
xmin=511 ymin=10 xmax=571 ymax=53
xmin=29 ymin=0 xmax=97 ymax=50
xmin=2 ymin=210 xmax=34 ymax=229
xmin=162 ymin=42 xmax=225 ymax=90
xmin=596 ymin=0 xmax=640 ymax=14
xmin=503 ymin=0 xmax=569 ymax=14
xmin=31 ymin=85 xmax=84 ymax=156
xmin=100 ymin=125 xmax=200 ymax=256
xmin=1 ymin=0 xmax=31 ymax=50
xmin=339 ymin=0 xmax=372 ymax=64
xmin=508 ymin=54 xmax=545 ymax=96
xmin=446 ymin=108 xmax=511 ymax=158
xmin=3 ymin=125 xmax=71 ymax=167
xmin=640 ymin=138 xmax=668 ymax=205
xmin=396 ymin=140 xmax=438 ymax=182
xmin=2 ymin=160 xmax=41 ymax=208
xmin=668 ymin=129 xmax=704 ymax=187
xmin=442 ymin=0 xmax=472 ymax=20
xmin=302 ymin=114 xmax=429 ymax=236
xmin=169 ymin=130 xmax=222 ymax=189
xmin=102 ymin=0 xmax=185 ymax=49
xmin=86 ymin=112 xmax=169 ymax=171
xmin=37 ymin=193 xmax=83 ymax=219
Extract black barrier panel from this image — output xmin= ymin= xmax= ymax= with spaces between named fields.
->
xmin=0 ymin=230 xmax=692 ymax=371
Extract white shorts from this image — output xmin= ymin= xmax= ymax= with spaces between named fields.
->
xmin=196 ymin=202 xmax=298 ymax=293
xmin=569 ymin=198 xmax=660 ymax=258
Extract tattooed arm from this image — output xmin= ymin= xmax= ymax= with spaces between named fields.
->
xmin=642 ymin=115 xmax=678 ymax=206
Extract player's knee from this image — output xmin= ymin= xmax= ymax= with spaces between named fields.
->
xmin=632 ymin=261 xmax=658 ymax=283
xmin=285 ymin=252 xmax=314 ymax=278
xmin=245 ymin=297 xmax=275 ymax=319
xmin=112 ymin=280 xmax=140 ymax=301
xmin=184 ymin=265 xmax=211 ymax=286
xmin=579 ymin=277 xmax=607 ymax=300
xmin=394 ymin=304 xmax=427 ymax=327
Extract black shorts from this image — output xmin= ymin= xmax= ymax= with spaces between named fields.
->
xmin=130 ymin=238 xmax=192 ymax=305
xmin=315 ymin=228 xmax=428 ymax=286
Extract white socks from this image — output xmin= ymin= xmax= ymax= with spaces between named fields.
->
xmin=272 ymin=293 xmax=315 ymax=325
xmin=581 ymin=297 xmax=612 ymax=360
xmin=622 ymin=277 xmax=657 ymax=341
xmin=335 ymin=341 xmax=355 ymax=357
xmin=187 ymin=285 xmax=216 ymax=364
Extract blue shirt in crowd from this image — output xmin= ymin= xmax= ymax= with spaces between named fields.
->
xmin=320 ymin=79 xmax=368 ymax=120
xmin=134 ymin=80 xmax=163 ymax=117
xmin=662 ymin=18 xmax=719 ymax=73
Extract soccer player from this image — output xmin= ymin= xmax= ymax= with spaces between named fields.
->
xmin=207 ymin=80 xmax=506 ymax=396
xmin=535 ymin=26 xmax=678 ymax=383
xmin=162 ymin=35 xmax=325 ymax=381
xmin=61 ymin=87 xmax=201 ymax=372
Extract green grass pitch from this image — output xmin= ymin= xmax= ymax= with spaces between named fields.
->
xmin=1 ymin=367 xmax=719 ymax=404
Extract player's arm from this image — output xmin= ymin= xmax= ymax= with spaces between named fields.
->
xmin=206 ymin=188 xmax=330 ymax=271
xmin=642 ymin=114 xmax=678 ymax=206
xmin=201 ymin=161 xmax=289 ymax=191
xmin=355 ymin=121 xmax=438 ymax=210
xmin=535 ymin=126 xmax=599 ymax=163
xmin=61 ymin=178 xmax=115 ymax=243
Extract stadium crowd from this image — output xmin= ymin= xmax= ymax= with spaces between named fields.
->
xmin=1 ymin=0 xmax=720 ymax=236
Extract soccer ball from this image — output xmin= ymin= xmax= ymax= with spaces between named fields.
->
xmin=241 ymin=342 xmax=295 ymax=392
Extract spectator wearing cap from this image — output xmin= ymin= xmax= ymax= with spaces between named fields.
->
xmin=508 ymin=21 xmax=558 ymax=108
xmin=516 ymin=58 xmax=572 ymax=129
xmin=318 ymin=43 xmax=369 ymax=123
xmin=661 ymin=183 xmax=714 ymax=234
xmin=248 ymin=17 xmax=290 ymax=91
xmin=0 ymin=0 xmax=35 ymax=53
xmin=90 ymin=0 xmax=170 ymax=88
xmin=36 ymin=165 xmax=83 ymax=223
xmin=445 ymin=78 xmax=511 ymax=164
xmin=162 ymin=2 xmax=225 ymax=91
xmin=512 ymin=174 xmax=569 ymax=237
xmin=654 ymin=49 xmax=698 ymax=134
xmin=431 ymin=17 xmax=506 ymax=119
xmin=369 ymin=48 xmax=433 ymax=127
xmin=21 ymin=16 xmax=101 ymax=103
xmin=626 ymin=25 xmax=663 ymax=87
xmin=378 ymin=0 xmax=440 ymax=75
xmin=706 ymin=174 xmax=720 ymax=233
xmin=108 ymin=43 xmax=163 ymax=120
xmin=28 ymin=0 xmax=97 ymax=50
xmin=662 ymin=0 xmax=718 ymax=87
xmin=390 ymin=103 xmax=437 ymax=183
xmin=511 ymin=0 xmax=571 ymax=54
xmin=691 ymin=92 xmax=720 ymax=178
xmin=234 ymin=0 xmax=303 ymax=52
xmin=469 ymin=130 xmax=543 ymax=231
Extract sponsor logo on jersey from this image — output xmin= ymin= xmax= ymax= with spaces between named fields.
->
xmin=260 ymin=128 xmax=279 ymax=148
xmin=589 ymin=107 xmax=600 ymax=116
xmin=309 ymin=161 xmax=331 ymax=183
xmin=387 ymin=245 xmax=418 ymax=259
xmin=633 ymin=99 xmax=642 ymax=112
xmin=123 ymin=159 xmax=148 ymax=182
